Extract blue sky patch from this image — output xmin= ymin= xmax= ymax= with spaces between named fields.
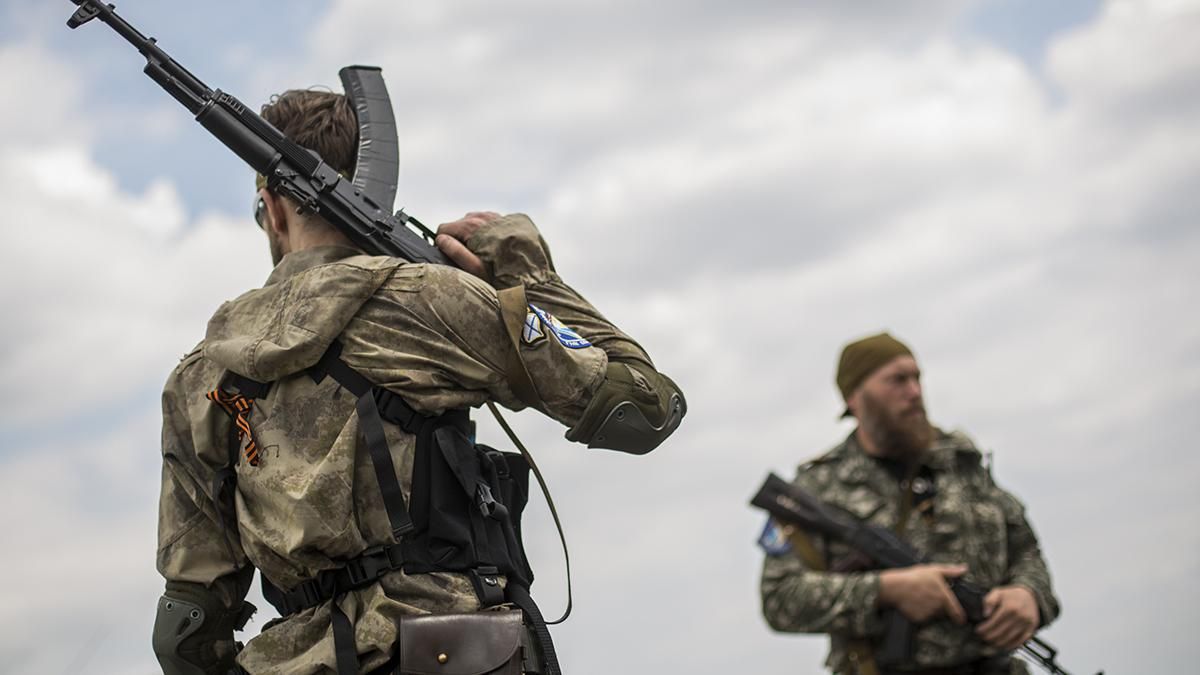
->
xmin=962 ymin=0 xmax=1102 ymax=70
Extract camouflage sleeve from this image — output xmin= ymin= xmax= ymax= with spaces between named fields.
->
xmin=155 ymin=356 xmax=256 ymax=672
xmin=465 ymin=213 xmax=653 ymax=367
xmin=348 ymin=213 xmax=682 ymax=448
xmin=348 ymin=263 xmax=609 ymax=426
xmin=760 ymin=539 xmax=884 ymax=637
xmin=995 ymin=487 xmax=1061 ymax=627
xmin=157 ymin=354 xmax=249 ymax=591
xmin=465 ymin=214 xmax=685 ymax=451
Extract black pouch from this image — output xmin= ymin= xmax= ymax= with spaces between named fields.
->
xmin=395 ymin=610 xmax=530 ymax=675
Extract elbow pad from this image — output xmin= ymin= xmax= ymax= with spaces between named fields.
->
xmin=153 ymin=581 xmax=255 ymax=675
xmin=566 ymin=362 xmax=686 ymax=454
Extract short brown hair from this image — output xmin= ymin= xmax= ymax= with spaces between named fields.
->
xmin=260 ymin=89 xmax=357 ymax=176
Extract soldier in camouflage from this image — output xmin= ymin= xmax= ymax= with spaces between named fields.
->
xmin=153 ymin=90 xmax=685 ymax=675
xmin=760 ymin=333 xmax=1059 ymax=675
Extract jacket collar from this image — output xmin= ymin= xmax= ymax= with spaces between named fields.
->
xmin=264 ymin=245 xmax=364 ymax=287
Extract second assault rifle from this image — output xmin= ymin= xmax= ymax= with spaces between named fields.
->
xmin=65 ymin=0 xmax=450 ymax=265
xmin=751 ymin=473 xmax=1095 ymax=675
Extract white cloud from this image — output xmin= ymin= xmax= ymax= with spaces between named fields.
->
xmin=0 ymin=144 xmax=266 ymax=428
xmin=0 ymin=34 xmax=267 ymax=674
xmin=0 ymin=34 xmax=266 ymax=672
xmin=0 ymin=41 xmax=87 ymax=147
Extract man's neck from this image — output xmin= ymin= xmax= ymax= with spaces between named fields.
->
xmin=291 ymin=228 xmax=354 ymax=252
xmin=855 ymin=426 xmax=886 ymax=458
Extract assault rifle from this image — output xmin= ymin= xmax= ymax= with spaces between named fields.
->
xmin=65 ymin=0 xmax=450 ymax=265
xmin=751 ymin=473 xmax=1096 ymax=675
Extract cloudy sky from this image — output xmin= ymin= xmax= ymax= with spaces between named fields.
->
xmin=1 ymin=0 xmax=1196 ymax=673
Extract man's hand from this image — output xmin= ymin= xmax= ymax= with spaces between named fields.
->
xmin=877 ymin=563 xmax=968 ymax=624
xmin=976 ymin=585 xmax=1039 ymax=650
xmin=436 ymin=211 xmax=500 ymax=278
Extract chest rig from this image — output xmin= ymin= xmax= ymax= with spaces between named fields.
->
xmin=207 ymin=341 xmax=561 ymax=675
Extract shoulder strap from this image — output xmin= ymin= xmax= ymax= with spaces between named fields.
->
xmin=783 ymin=525 xmax=826 ymax=571
xmin=787 ymin=517 xmax=880 ymax=675
xmin=487 ymin=402 xmax=566 ymax=675
xmin=487 ymin=402 xmax=572 ymax=624
xmin=496 ymin=285 xmax=541 ymax=408
xmin=308 ymin=340 xmax=416 ymax=540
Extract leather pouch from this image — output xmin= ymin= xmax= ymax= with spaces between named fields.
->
xmin=397 ymin=610 xmax=524 ymax=675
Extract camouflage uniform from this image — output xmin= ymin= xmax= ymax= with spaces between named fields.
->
xmin=158 ymin=215 xmax=679 ymax=674
xmin=760 ymin=429 xmax=1059 ymax=674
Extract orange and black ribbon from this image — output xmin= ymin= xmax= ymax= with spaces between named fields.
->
xmin=206 ymin=388 xmax=261 ymax=466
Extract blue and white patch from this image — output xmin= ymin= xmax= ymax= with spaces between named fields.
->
xmin=757 ymin=518 xmax=793 ymax=557
xmin=522 ymin=310 xmax=546 ymax=346
xmin=528 ymin=304 xmax=592 ymax=349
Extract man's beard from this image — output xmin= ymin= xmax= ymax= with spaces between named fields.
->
xmin=859 ymin=391 xmax=934 ymax=459
xmin=268 ymin=229 xmax=284 ymax=266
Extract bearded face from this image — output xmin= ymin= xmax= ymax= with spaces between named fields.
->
xmin=857 ymin=384 xmax=933 ymax=459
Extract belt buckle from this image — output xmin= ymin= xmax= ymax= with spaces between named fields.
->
xmin=296 ymin=580 xmax=324 ymax=610
xmin=469 ymin=566 xmax=504 ymax=607
xmin=384 ymin=544 xmax=405 ymax=569
xmin=344 ymin=556 xmax=373 ymax=586
xmin=476 ymin=483 xmax=509 ymax=520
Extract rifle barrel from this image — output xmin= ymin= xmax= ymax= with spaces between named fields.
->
xmin=65 ymin=0 xmax=450 ymax=266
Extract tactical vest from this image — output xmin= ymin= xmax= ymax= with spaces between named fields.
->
xmin=206 ymin=341 xmax=559 ymax=675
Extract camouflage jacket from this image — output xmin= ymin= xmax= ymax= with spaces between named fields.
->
xmin=760 ymin=429 xmax=1060 ymax=673
xmin=157 ymin=215 xmax=669 ymax=674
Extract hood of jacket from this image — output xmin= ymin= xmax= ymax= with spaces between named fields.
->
xmin=203 ymin=246 xmax=406 ymax=382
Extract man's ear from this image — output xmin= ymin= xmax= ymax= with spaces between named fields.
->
xmin=260 ymin=188 xmax=290 ymax=238
xmin=845 ymin=389 xmax=861 ymax=419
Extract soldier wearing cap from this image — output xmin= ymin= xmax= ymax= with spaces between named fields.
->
xmin=759 ymin=333 xmax=1059 ymax=675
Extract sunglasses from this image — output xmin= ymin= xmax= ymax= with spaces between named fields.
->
xmin=253 ymin=196 xmax=267 ymax=230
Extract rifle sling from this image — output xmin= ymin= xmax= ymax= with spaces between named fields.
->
xmin=895 ymin=463 xmax=919 ymax=536
xmin=496 ymin=285 xmax=541 ymax=409
xmin=784 ymin=526 xmax=880 ymax=675
xmin=786 ymin=468 xmax=921 ymax=675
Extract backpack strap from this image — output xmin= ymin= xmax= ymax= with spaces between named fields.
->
xmin=308 ymin=340 xmax=417 ymax=540
xmin=487 ymin=402 xmax=567 ymax=675
xmin=496 ymin=285 xmax=541 ymax=408
xmin=213 ymin=342 xmax=547 ymax=675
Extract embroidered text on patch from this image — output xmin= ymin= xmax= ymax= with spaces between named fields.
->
xmin=528 ymin=305 xmax=592 ymax=349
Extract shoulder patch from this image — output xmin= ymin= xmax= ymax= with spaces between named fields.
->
xmin=757 ymin=517 xmax=793 ymax=557
xmin=522 ymin=309 xmax=547 ymax=346
xmin=527 ymin=304 xmax=591 ymax=349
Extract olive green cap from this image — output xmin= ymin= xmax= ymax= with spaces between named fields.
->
xmin=836 ymin=332 xmax=913 ymax=416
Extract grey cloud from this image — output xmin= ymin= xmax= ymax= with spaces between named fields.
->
xmin=0 ymin=409 xmax=162 ymax=673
